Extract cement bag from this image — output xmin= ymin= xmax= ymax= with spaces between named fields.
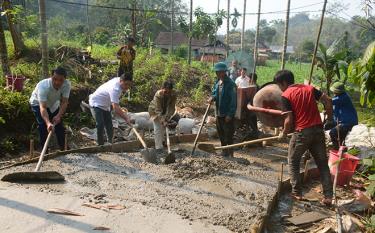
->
xmin=177 ymin=118 xmax=195 ymax=134
xmin=128 ymin=112 xmax=150 ymax=121
xmin=135 ymin=117 xmax=153 ymax=131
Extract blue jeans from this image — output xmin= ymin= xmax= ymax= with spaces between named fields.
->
xmin=91 ymin=107 xmax=113 ymax=145
xmin=31 ymin=105 xmax=65 ymax=150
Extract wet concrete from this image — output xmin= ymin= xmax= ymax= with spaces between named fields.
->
xmin=0 ymin=144 xmax=288 ymax=233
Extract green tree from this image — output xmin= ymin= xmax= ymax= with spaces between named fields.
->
xmin=0 ymin=14 xmax=10 ymax=75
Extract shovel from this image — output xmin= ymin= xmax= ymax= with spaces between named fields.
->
xmin=1 ymin=130 xmax=65 ymax=183
xmin=164 ymin=127 xmax=175 ymax=164
xmin=197 ymin=134 xmax=292 ymax=153
xmin=192 ymin=102 xmax=212 ymax=156
xmin=132 ymin=128 xmax=157 ymax=163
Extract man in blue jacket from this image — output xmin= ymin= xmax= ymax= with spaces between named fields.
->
xmin=209 ymin=62 xmax=237 ymax=157
xmin=327 ymin=82 xmax=358 ymax=149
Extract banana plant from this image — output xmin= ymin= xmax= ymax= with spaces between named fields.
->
xmin=315 ymin=43 xmax=348 ymax=95
xmin=349 ymin=41 xmax=375 ymax=107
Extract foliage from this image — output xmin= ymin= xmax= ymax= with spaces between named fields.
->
xmin=174 ymin=44 xmax=188 ymax=58
xmin=315 ymin=33 xmax=349 ymax=94
xmin=178 ymin=7 xmax=226 ymax=43
xmin=349 ymin=41 xmax=375 ymax=107
xmin=256 ymin=60 xmax=324 ymax=85
xmin=296 ymin=40 xmax=314 ymax=62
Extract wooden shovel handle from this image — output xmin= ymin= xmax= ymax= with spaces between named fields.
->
xmin=166 ymin=128 xmax=172 ymax=154
xmin=192 ymin=102 xmax=212 ymax=155
xmin=215 ymin=133 xmax=293 ymax=150
xmin=35 ymin=129 xmax=54 ymax=172
xmin=132 ymin=128 xmax=148 ymax=149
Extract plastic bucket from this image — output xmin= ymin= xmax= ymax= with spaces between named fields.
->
xmin=6 ymin=75 xmax=26 ymax=92
xmin=328 ymin=150 xmax=360 ymax=186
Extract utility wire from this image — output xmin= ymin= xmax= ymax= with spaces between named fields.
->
xmin=47 ymin=0 xmax=324 ymax=16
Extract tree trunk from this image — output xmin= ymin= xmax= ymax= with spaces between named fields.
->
xmin=187 ymin=0 xmax=193 ymax=64
xmin=0 ymin=17 xmax=10 ymax=75
xmin=38 ymin=0 xmax=48 ymax=79
xmin=2 ymin=0 xmax=25 ymax=57
xmin=280 ymin=0 xmax=291 ymax=70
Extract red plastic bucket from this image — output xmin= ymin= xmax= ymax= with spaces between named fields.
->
xmin=328 ymin=150 xmax=360 ymax=186
xmin=6 ymin=75 xmax=26 ymax=92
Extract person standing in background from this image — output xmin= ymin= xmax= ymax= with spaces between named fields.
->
xmin=117 ymin=37 xmax=136 ymax=79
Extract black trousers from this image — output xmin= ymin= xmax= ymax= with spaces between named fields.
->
xmin=216 ymin=116 xmax=235 ymax=156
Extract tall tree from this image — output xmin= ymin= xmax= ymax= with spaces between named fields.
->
xmin=0 ymin=16 xmax=10 ymax=75
xmin=188 ymin=0 xmax=193 ymax=64
xmin=2 ymin=0 xmax=25 ymax=57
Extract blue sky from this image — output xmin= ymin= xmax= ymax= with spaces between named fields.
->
xmin=181 ymin=0 xmax=365 ymax=34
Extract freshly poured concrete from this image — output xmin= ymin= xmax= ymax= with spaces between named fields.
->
xmin=0 ymin=147 xmax=286 ymax=233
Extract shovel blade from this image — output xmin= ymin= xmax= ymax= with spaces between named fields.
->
xmin=140 ymin=149 xmax=157 ymax=164
xmin=197 ymin=143 xmax=216 ymax=153
xmin=1 ymin=171 xmax=65 ymax=183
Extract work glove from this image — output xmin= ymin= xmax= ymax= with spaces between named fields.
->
xmin=324 ymin=119 xmax=335 ymax=131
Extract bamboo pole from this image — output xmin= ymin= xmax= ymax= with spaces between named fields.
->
xmin=280 ymin=0 xmax=291 ymax=70
xmin=252 ymin=0 xmax=261 ymax=74
xmin=188 ymin=0 xmax=193 ymax=64
xmin=308 ymin=0 xmax=327 ymax=85
xmin=213 ymin=0 xmax=220 ymax=66
xmin=86 ymin=0 xmax=92 ymax=49
xmin=240 ymin=0 xmax=247 ymax=51
xmin=226 ymin=0 xmax=230 ymax=58
xmin=170 ymin=0 xmax=174 ymax=54
xmin=38 ymin=0 xmax=48 ymax=79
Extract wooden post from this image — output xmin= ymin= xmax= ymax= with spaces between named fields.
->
xmin=64 ymin=132 xmax=68 ymax=151
xmin=188 ymin=0 xmax=193 ymax=64
xmin=38 ymin=0 xmax=48 ymax=79
xmin=308 ymin=0 xmax=327 ymax=85
xmin=29 ymin=139 xmax=34 ymax=157
xmin=240 ymin=0 xmax=246 ymax=51
xmin=252 ymin=0 xmax=261 ymax=74
xmin=86 ymin=0 xmax=92 ymax=49
xmin=131 ymin=1 xmax=137 ymax=40
xmin=226 ymin=0 xmax=230 ymax=58
xmin=170 ymin=0 xmax=174 ymax=54
xmin=0 ymin=14 xmax=10 ymax=75
xmin=213 ymin=0 xmax=220 ymax=66
xmin=280 ymin=0 xmax=291 ymax=70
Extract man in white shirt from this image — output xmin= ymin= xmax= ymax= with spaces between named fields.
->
xmin=89 ymin=74 xmax=132 ymax=145
xmin=235 ymin=67 xmax=251 ymax=88
xmin=30 ymin=67 xmax=71 ymax=150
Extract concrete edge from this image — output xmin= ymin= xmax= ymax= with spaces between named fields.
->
xmin=0 ymin=133 xmax=209 ymax=170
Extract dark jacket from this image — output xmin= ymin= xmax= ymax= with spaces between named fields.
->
xmin=332 ymin=92 xmax=358 ymax=127
xmin=212 ymin=76 xmax=237 ymax=118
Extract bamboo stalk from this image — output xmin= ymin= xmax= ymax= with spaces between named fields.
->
xmin=280 ymin=0 xmax=291 ymax=70
xmin=252 ymin=0 xmax=261 ymax=74
xmin=308 ymin=0 xmax=327 ymax=85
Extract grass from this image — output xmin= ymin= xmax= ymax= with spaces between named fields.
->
xmin=256 ymin=59 xmax=324 ymax=86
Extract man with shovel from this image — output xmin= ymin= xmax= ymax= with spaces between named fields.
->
xmin=209 ymin=62 xmax=237 ymax=157
xmin=274 ymin=70 xmax=334 ymax=206
xmin=148 ymin=81 xmax=177 ymax=154
xmin=89 ymin=74 xmax=132 ymax=145
xmin=30 ymin=67 xmax=71 ymax=151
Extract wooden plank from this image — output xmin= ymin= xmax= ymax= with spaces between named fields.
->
xmin=287 ymin=211 xmax=331 ymax=226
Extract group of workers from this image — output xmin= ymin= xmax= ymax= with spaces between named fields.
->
xmin=28 ymin=37 xmax=358 ymax=206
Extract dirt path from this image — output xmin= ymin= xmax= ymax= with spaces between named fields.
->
xmin=0 ymin=144 xmax=288 ymax=233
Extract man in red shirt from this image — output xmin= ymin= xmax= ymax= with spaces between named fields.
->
xmin=275 ymin=70 xmax=334 ymax=206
